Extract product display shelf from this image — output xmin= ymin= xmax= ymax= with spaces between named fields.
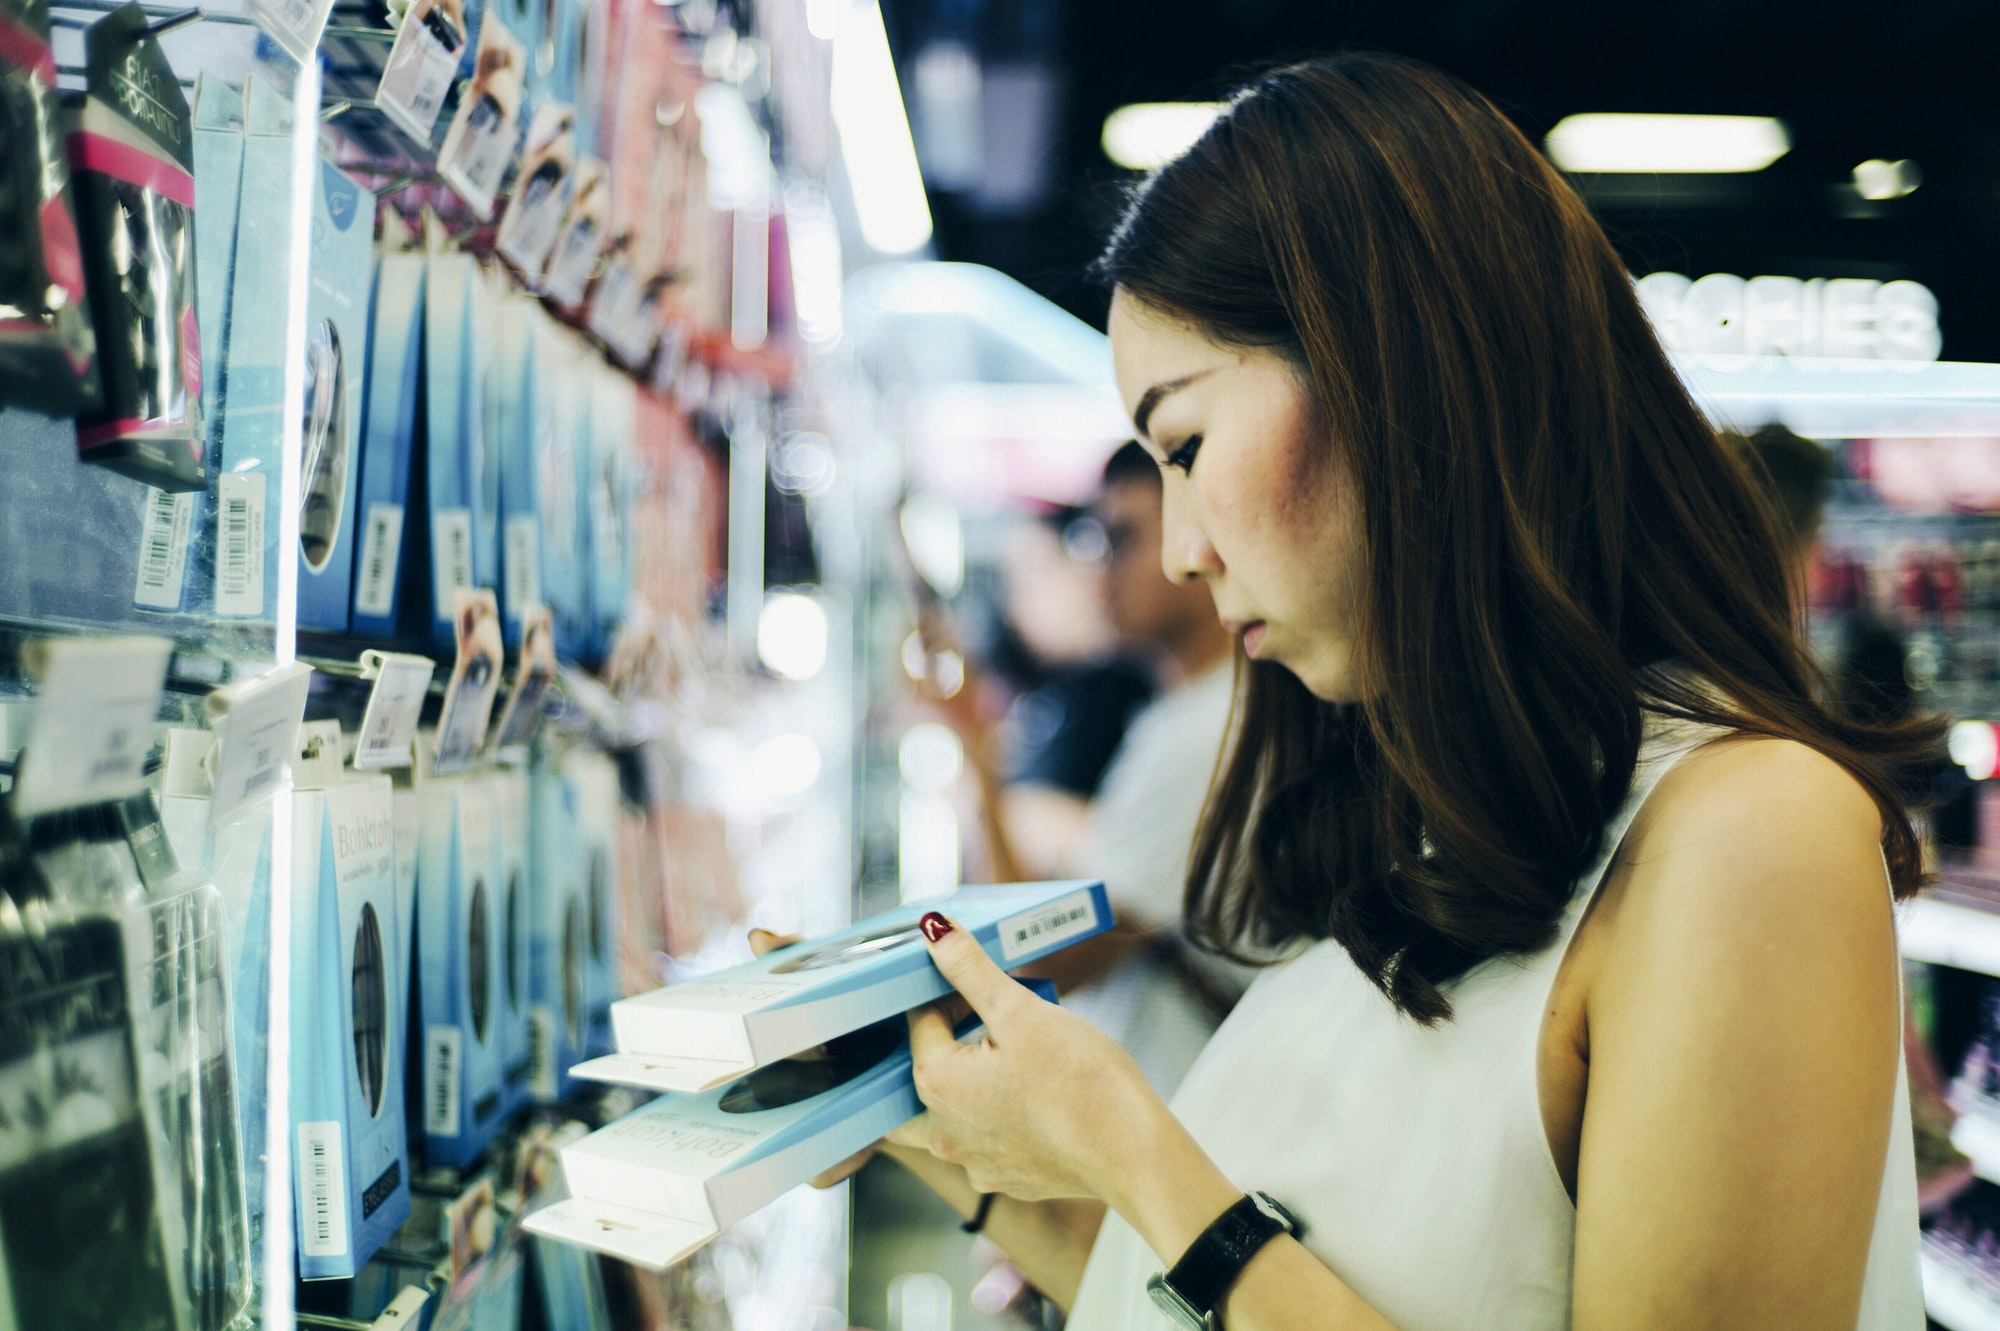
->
xmin=1953 ymin=1109 xmax=2000 ymax=1188
xmin=1925 ymin=1248 xmax=2000 ymax=1331
xmin=1903 ymin=891 xmax=2000 ymax=979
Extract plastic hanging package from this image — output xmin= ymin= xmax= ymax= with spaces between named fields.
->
xmin=65 ymin=2 xmax=207 ymax=492
xmin=0 ymin=0 xmax=99 ymax=413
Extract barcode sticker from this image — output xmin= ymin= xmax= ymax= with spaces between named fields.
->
xmin=215 ymin=471 xmax=267 ymax=618
xmin=503 ymin=515 xmax=540 ymax=621
xmin=297 ymin=1121 xmax=350 ymax=1258
xmin=433 ymin=507 xmax=474 ymax=614
xmin=133 ymin=487 xmax=194 ymax=611
xmin=997 ymin=890 xmax=1100 ymax=962
xmin=353 ymin=502 xmax=404 ymax=618
xmin=426 ymin=1025 xmax=461 ymax=1136
xmin=528 ymin=1005 xmax=556 ymax=1097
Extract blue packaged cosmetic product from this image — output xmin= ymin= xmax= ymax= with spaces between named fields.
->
xmin=492 ymin=290 xmax=542 ymax=648
xmin=290 ymin=753 xmax=414 ymax=1279
xmin=528 ymin=985 xmax=1059 ymax=1269
xmin=422 ymin=252 xmax=502 ymax=651
xmin=351 ymin=251 xmax=426 ymax=640
xmin=492 ymin=769 xmax=534 ymax=1112
xmin=527 ymin=756 xmax=587 ymax=1105
xmin=574 ymin=880 xmax=1112 ymax=1094
xmin=415 ymin=772 xmax=507 ymax=1168
xmin=565 ymin=747 xmax=620 ymax=1057
xmin=583 ymin=373 xmax=635 ymax=662
xmin=533 ymin=327 xmax=592 ymax=659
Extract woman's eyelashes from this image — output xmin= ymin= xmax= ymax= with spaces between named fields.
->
xmin=1163 ymin=434 xmax=1204 ymax=474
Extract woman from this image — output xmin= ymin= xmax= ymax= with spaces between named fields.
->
xmin=846 ymin=54 xmax=1941 ymax=1329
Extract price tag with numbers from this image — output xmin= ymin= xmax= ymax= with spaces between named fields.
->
xmin=11 ymin=635 xmax=173 ymax=818
xmin=204 ymin=661 xmax=313 ymax=828
xmin=352 ymin=651 xmax=435 ymax=770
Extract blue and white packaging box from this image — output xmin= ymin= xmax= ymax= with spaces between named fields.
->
xmin=216 ymin=83 xmax=373 ymax=632
xmin=574 ymin=880 xmax=1112 ymax=1094
xmin=415 ymin=769 xmax=508 ymax=1167
xmin=584 ymin=368 xmax=635 ymax=662
xmin=351 ymin=252 xmax=427 ymax=639
xmin=526 ymin=985 xmax=1058 ymax=1269
xmin=492 ymin=291 xmax=543 ymax=647
xmin=492 ymin=768 xmax=535 ymax=1111
xmin=289 ymin=747 xmax=414 ymax=1279
xmin=566 ymin=746 xmax=621 ymax=1056
xmin=527 ymin=757 xmax=588 ymax=1105
xmin=422 ymin=252 xmax=502 ymax=650
xmin=534 ymin=327 xmax=592 ymax=659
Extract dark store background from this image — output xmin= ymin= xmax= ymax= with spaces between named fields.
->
xmin=878 ymin=0 xmax=2000 ymax=361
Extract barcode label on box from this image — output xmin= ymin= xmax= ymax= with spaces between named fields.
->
xmin=425 ymin=1024 xmax=461 ymax=1136
xmin=503 ymin=515 xmax=540 ymax=621
xmin=528 ymin=1005 xmax=556 ymax=1097
xmin=998 ymin=890 xmax=1099 ymax=962
xmin=133 ymin=487 xmax=194 ymax=610
xmin=297 ymin=1121 xmax=349 ymax=1258
xmin=215 ymin=471 xmax=267 ymax=618
xmin=433 ymin=507 xmax=473 ymax=614
xmin=354 ymin=503 xmax=404 ymax=618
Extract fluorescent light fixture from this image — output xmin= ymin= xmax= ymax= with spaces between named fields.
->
xmin=1543 ymin=113 xmax=1791 ymax=173
xmin=1101 ymin=101 xmax=1224 ymax=171
xmin=757 ymin=592 xmax=829 ymax=680
xmin=1854 ymin=158 xmax=1921 ymax=201
xmin=830 ymin=0 xmax=933 ymax=254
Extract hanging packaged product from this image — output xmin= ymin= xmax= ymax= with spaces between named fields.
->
xmin=352 ymin=249 xmax=425 ymax=638
xmin=0 ymin=0 xmax=99 ymax=414
xmin=65 ymin=2 xmax=205 ymax=492
xmin=491 ymin=288 xmax=543 ymax=646
xmin=491 ymin=769 xmax=533 ymax=1114
xmin=539 ymin=156 xmax=605 ymax=312
xmin=436 ymin=12 xmax=524 ymax=220
xmin=496 ymin=103 xmax=576 ymax=280
xmin=527 ymin=753 xmax=587 ymax=1105
xmin=490 ymin=605 xmax=555 ymax=754
xmin=529 ymin=987 xmax=1059 ymax=1270
xmin=544 ymin=0 xmax=607 ymax=154
xmin=289 ymin=725 xmax=414 ymax=1280
xmin=565 ymin=745 xmax=620 ymax=1056
xmin=423 ymin=250 xmax=501 ymax=649
xmin=214 ymin=81 xmax=374 ymax=630
xmin=585 ymin=368 xmax=635 ymax=661
xmin=415 ymin=761 xmax=508 ymax=1168
xmin=434 ymin=587 xmax=502 ymax=775
xmin=576 ymin=880 xmax=1112 ymax=1094
xmin=375 ymin=0 xmax=468 ymax=148
xmin=526 ymin=322 xmax=591 ymax=658
xmin=247 ymin=0 xmax=335 ymax=68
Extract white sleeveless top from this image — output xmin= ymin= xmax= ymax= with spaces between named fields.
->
xmin=1067 ymin=715 xmax=1924 ymax=1330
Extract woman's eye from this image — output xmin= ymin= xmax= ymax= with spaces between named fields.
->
xmin=1163 ymin=435 xmax=1203 ymax=474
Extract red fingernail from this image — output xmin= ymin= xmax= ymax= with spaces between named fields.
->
xmin=919 ymin=912 xmax=953 ymax=943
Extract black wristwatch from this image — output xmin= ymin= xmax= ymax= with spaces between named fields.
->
xmin=1146 ymin=1192 xmax=1300 ymax=1329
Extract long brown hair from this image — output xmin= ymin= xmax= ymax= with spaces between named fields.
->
xmin=1095 ymin=53 xmax=1942 ymax=1024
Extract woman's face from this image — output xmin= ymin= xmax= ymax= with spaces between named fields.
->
xmin=1108 ymin=290 xmax=1370 ymax=701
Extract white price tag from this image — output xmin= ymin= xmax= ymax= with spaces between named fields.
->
xmin=353 ymin=502 xmax=405 ymax=618
xmin=528 ymin=1005 xmax=556 ymax=1097
xmin=204 ymin=662 xmax=312 ymax=828
xmin=352 ymin=651 xmax=435 ymax=771
xmin=425 ymin=1025 xmax=462 ymax=1135
xmin=11 ymin=635 xmax=172 ymax=818
xmin=503 ymin=515 xmax=540 ymax=622
xmin=215 ymin=471 xmax=268 ymax=619
xmin=375 ymin=0 xmax=465 ymax=146
xmin=296 ymin=1121 xmax=350 ymax=1258
xmin=133 ymin=487 xmax=194 ymax=611
xmin=247 ymin=0 xmax=336 ymax=67
xmin=432 ymin=507 xmax=474 ymax=614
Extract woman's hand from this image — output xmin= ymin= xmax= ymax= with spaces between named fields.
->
xmin=900 ymin=912 xmax=1166 ymax=1202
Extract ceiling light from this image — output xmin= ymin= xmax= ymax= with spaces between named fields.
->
xmin=1101 ymin=102 xmax=1224 ymax=171
xmin=830 ymin=0 xmax=933 ymax=254
xmin=1543 ymin=113 xmax=1791 ymax=174
xmin=1853 ymin=158 xmax=1921 ymax=201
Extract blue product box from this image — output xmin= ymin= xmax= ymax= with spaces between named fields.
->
xmin=416 ymin=773 xmax=508 ymax=1168
xmin=527 ymin=757 xmax=588 ymax=1105
xmin=215 ymin=81 xmax=373 ymax=633
xmin=351 ymin=252 xmax=427 ymax=640
xmin=493 ymin=769 xmax=534 ymax=1112
xmin=422 ymin=253 xmax=502 ymax=650
xmin=566 ymin=747 xmax=621 ymax=1056
xmin=290 ymin=763 xmax=415 ymax=1279
xmin=583 ymin=369 xmax=634 ymax=662
xmin=492 ymin=290 xmax=541 ymax=647
xmin=575 ymin=880 xmax=1112 ymax=1094
xmin=528 ymin=985 xmax=1058 ymax=1269
xmin=533 ymin=328 xmax=592 ymax=659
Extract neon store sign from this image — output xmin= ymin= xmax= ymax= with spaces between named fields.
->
xmin=1636 ymin=272 xmax=1942 ymax=363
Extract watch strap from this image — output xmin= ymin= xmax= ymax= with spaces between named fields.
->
xmin=1162 ymin=1192 xmax=1297 ymax=1315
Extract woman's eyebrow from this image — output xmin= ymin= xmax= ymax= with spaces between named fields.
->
xmin=1131 ymin=369 xmax=1216 ymax=440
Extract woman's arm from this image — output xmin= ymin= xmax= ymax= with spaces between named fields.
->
xmin=877 ymin=1140 xmax=1109 ymax=1310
